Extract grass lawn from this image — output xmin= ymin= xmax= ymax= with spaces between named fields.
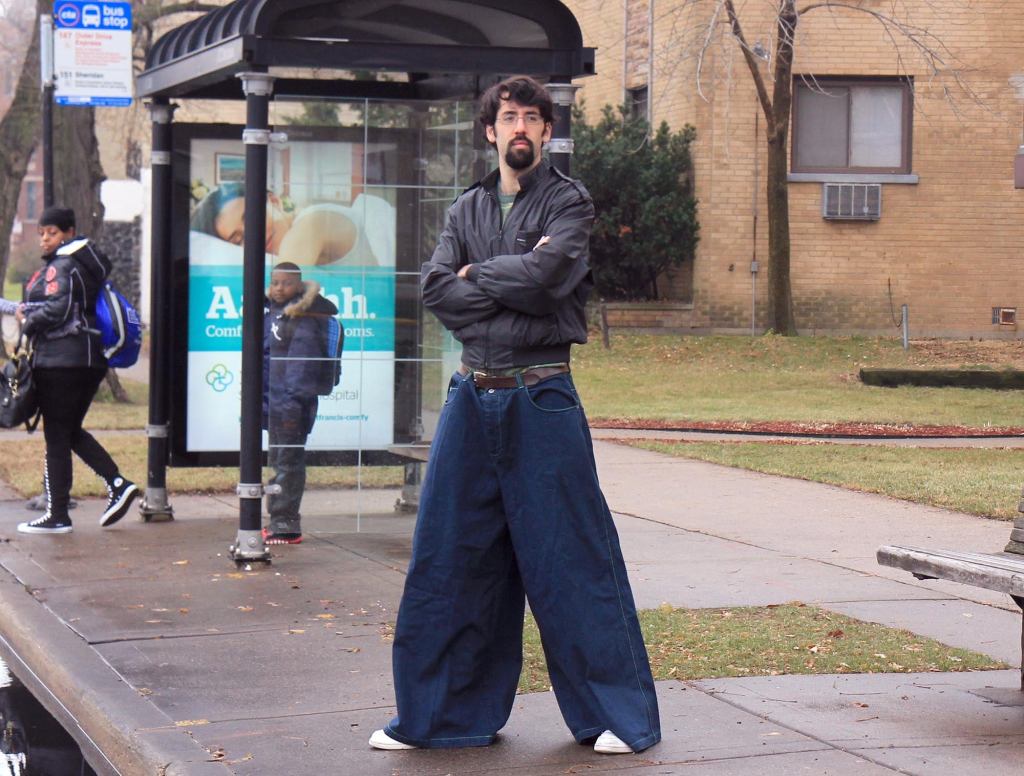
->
xmin=3 ymin=334 xmax=1022 ymax=509
xmin=572 ymin=334 xmax=1024 ymax=429
xmin=71 ymin=335 xmax=1024 ymax=434
xmin=518 ymin=603 xmax=1005 ymax=693
xmin=87 ymin=377 xmax=149 ymax=428
xmin=0 ymin=434 xmax=403 ymax=498
xmin=627 ymin=439 xmax=1024 ymax=520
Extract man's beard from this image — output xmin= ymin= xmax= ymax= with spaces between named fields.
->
xmin=505 ymin=139 xmax=536 ymax=170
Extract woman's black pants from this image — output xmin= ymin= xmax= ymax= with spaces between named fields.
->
xmin=34 ymin=367 xmax=118 ymax=520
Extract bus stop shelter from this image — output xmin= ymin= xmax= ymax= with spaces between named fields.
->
xmin=134 ymin=0 xmax=594 ymax=563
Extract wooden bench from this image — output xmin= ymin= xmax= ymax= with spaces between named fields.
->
xmin=876 ymin=544 xmax=1024 ymax=691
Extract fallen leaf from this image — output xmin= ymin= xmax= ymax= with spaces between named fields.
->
xmin=237 ymin=606 xmax=254 ymax=612
xmin=172 ymin=560 xmax=189 ymax=566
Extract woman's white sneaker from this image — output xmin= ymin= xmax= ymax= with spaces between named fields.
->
xmin=369 ymin=729 xmax=416 ymax=750
xmin=594 ymin=730 xmax=633 ymax=754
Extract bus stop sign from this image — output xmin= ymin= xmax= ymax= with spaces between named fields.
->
xmin=53 ymin=1 xmax=133 ymax=106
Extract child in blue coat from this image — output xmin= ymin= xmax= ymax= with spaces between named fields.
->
xmin=263 ymin=262 xmax=339 ymax=544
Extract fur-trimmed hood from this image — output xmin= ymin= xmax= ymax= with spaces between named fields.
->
xmin=266 ymin=280 xmax=338 ymax=318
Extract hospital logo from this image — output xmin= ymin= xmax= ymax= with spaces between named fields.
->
xmin=205 ymin=363 xmax=234 ymax=393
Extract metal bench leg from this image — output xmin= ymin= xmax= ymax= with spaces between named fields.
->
xmin=1014 ymin=595 xmax=1024 ymax=691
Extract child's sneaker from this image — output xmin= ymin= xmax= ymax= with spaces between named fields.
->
xmin=100 ymin=477 xmax=139 ymax=527
xmin=17 ymin=513 xmax=73 ymax=534
xmin=262 ymin=528 xmax=302 ymax=545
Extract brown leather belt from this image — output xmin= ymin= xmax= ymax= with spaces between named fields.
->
xmin=459 ymin=364 xmax=570 ymax=389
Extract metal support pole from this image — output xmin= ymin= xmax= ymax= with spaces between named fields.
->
xmin=901 ymin=304 xmax=909 ymax=350
xmin=39 ymin=14 xmax=54 ymax=208
xmin=139 ymin=99 xmax=176 ymax=522
xmin=229 ymin=72 xmax=274 ymax=565
xmin=1012 ymin=595 xmax=1024 ymax=691
xmin=546 ymin=82 xmax=580 ymax=176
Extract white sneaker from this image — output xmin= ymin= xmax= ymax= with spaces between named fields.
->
xmin=369 ymin=729 xmax=416 ymax=750
xmin=594 ymin=730 xmax=632 ymax=754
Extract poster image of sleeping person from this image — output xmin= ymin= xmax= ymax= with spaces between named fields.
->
xmin=190 ymin=183 xmax=395 ymax=267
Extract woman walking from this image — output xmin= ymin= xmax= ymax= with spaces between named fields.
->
xmin=15 ymin=206 xmax=138 ymax=534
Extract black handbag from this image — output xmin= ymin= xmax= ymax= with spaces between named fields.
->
xmin=0 ymin=342 xmax=40 ymax=431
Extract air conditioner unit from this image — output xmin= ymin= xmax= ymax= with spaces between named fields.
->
xmin=822 ymin=183 xmax=881 ymax=220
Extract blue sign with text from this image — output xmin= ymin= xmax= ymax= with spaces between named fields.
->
xmin=54 ymin=1 xmax=131 ymax=30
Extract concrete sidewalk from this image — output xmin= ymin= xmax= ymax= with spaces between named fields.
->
xmin=0 ymin=441 xmax=1020 ymax=775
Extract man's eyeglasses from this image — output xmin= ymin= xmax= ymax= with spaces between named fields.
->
xmin=495 ymin=113 xmax=546 ymax=126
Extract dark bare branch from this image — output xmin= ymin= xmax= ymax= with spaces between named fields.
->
xmin=723 ymin=0 xmax=774 ymax=126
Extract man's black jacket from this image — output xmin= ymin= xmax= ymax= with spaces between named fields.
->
xmin=421 ymin=159 xmax=595 ymax=370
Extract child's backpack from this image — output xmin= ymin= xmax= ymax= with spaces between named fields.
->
xmin=95 ymin=282 xmax=143 ymax=368
xmin=318 ymin=316 xmax=344 ymax=396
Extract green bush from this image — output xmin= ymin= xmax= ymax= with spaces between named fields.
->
xmin=572 ymin=105 xmax=699 ymax=300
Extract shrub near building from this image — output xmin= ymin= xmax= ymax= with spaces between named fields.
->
xmin=572 ymin=105 xmax=699 ymax=301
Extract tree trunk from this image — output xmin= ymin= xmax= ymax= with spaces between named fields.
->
xmin=765 ymin=133 xmax=795 ymax=335
xmin=104 ymin=368 xmax=130 ymax=402
xmin=765 ymin=1 xmax=798 ymax=336
xmin=0 ymin=3 xmax=42 ymax=288
xmin=52 ymin=106 xmax=106 ymax=239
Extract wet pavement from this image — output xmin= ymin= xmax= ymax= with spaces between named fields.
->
xmin=0 ymin=439 xmax=1020 ymax=774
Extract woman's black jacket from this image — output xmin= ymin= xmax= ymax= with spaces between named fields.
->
xmin=21 ymin=238 xmax=111 ymax=369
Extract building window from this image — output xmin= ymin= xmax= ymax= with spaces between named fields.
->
xmin=627 ymin=85 xmax=648 ymax=122
xmin=25 ymin=182 xmax=38 ymax=221
xmin=792 ymin=77 xmax=912 ymax=174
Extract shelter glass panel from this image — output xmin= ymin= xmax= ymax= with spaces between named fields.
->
xmin=174 ymin=99 xmax=476 ymax=523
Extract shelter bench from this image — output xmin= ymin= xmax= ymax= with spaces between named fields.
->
xmin=876 ymin=544 xmax=1024 ymax=691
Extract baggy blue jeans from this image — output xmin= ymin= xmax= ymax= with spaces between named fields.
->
xmin=386 ymin=371 xmax=660 ymax=751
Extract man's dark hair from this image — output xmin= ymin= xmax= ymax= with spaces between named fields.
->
xmin=272 ymin=261 xmax=302 ymax=277
xmin=39 ymin=206 xmax=76 ymax=232
xmin=478 ymin=76 xmax=554 ymax=129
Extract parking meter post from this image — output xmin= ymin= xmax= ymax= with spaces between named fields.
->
xmin=39 ymin=14 xmax=54 ymax=208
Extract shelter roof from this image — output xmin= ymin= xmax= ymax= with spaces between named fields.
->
xmin=137 ymin=0 xmax=594 ymax=100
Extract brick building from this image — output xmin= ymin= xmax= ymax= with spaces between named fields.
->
xmin=567 ymin=0 xmax=1024 ymax=338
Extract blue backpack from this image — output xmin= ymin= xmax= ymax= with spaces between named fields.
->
xmin=318 ymin=316 xmax=344 ymax=395
xmin=95 ymin=282 xmax=143 ymax=368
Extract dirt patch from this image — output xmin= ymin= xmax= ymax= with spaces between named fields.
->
xmin=591 ymin=418 xmax=1024 ymax=438
xmin=905 ymin=339 xmax=1024 ymax=369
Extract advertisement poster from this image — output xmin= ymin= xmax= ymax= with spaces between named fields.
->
xmin=186 ymin=137 xmax=397 ymax=453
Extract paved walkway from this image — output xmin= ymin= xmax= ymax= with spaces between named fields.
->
xmin=0 ymin=440 xmax=1020 ymax=775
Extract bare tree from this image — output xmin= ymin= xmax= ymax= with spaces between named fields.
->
xmin=681 ymin=1 xmax=983 ymax=334
xmin=0 ymin=0 xmax=42 ymax=289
